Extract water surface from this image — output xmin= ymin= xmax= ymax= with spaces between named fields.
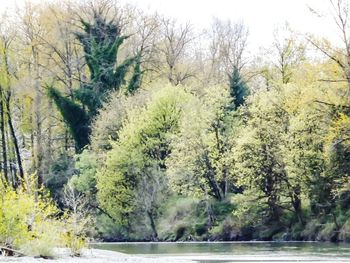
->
xmin=92 ymin=241 xmax=350 ymax=262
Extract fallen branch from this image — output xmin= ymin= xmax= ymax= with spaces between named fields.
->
xmin=0 ymin=246 xmax=26 ymax=257
xmin=314 ymin=100 xmax=350 ymax=109
xmin=318 ymin=79 xmax=349 ymax=83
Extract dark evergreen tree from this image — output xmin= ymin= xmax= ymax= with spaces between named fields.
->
xmin=228 ymin=67 xmax=249 ymax=110
xmin=49 ymin=5 xmax=140 ymax=152
xmin=48 ymin=87 xmax=90 ymax=151
xmin=127 ymin=54 xmax=142 ymax=95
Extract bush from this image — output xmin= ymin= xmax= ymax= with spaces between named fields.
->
xmin=95 ymin=214 xmax=128 ymax=241
xmin=339 ymin=218 xmax=350 ymax=242
xmin=0 ymin=176 xmax=62 ymax=257
xmin=0 ymin=175 xmax=89 ymax=258
xmin=290 ymin=222 xmax=304 ymax=240
xmin=209 ymin=216 xmax=240 ymax=240
xmin=61 ymin=231 xmax=86 ymax=257
xmin=21 ymin=221 xmax=61 ymax=258
xmin=61 ymin=182 xmax=91 ymax=255
xmin=158 ymin=197 xmax=208 ymax=241
xmin=317 ymin=222 xmax=336 ymax=241
xmin=301 ymin=219 xmax=321 ymax=240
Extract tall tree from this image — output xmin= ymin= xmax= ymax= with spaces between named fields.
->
xmin=0 ymin=14 xmax=25 ymax=186
xmin=49 ymin=1 xmax=137 ymax=151
xmin=97 ymin=85 xmax=191 ymax=240
xmin=167 ymin=85 xmax=235 ymax=201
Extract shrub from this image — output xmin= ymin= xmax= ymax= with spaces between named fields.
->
xmin=0 ymin=175 xmax=62 ymax=257
xmin=61 ymin=182 xmax=91 ymax=256
xmin=301 ymin=219 xmax=321 ymax=240
xmin=61 ymin=231 xmax=86 ymax=257
xmin=158 ymin=197 xmax=207 ymax=241
xmin=339 ymin=218 xmax=350 ymax=242
xmin=317 ymin=222 xmax=336 ymax=241
xmin=21 ymin=220 xmax=61 ymax=258
xmin=0 ymin=175 xmax=88 ymax=258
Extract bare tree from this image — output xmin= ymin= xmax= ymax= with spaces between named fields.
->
xmin=18 ymin=2 xmax=48 ymax=188
xmin=206 ymin=18 xmax=249 ymax=84
xmin=0 ymin=14 xmax=25 ymax=186
xmin=308 ymin=0 xmax=350 ymax=86
xmin=265 ymin=24 xmax=306 ymax=85
xmin=273 ymin=26 xmax=305 ymax=84
xmin=63 ymin=182 xmax=93 ymax=255
xmin=156 ymin=18 xmax=196 ymax=85
xmin=122 ymin=9 xmax=161 ymax=87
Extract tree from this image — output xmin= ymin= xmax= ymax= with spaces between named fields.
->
xmin=156 ymin=18 xmax=196 ymax=85
xmin=228 ymin=67 xmax=250 ymax=110
xmin=125 ymin=10 xmax=161 ymax=90
xmin=272 ymin=25 xmax=305 ymax=84
xmin=167 ymin=85 xmax=235 ymax=201
xmin=233 ymin=90 xmax=288 ymax=224
xmin=0 ymin=14 xmax=25 ymax=187
xmin=308 ymin=0 xmax=350 ymax=87
xmin=206 ymin=18 xmax=249 ymax=85
xmin=49 ymin=1 xmax=138 ymax=151
xmin=97 ymin=85 xmax=191 ymax=240
xmin=324 ymin=112 xmax=350 ymax=215
xmin=257 ymin=24 xmax=305 ymax=89
xmin=281 ymin=83 xmax=332 ymax=223
xmin=90 ymin=89 xmax=149 ymax=153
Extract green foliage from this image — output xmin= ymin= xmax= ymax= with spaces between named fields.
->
xmin=233 ymin=88 xmax=288 ymax=223
xmin=0 ymin=175 xmax=62 ymax=257
xmin=49 ymin=5 xmax=138 ymax=151
xmin=339 ymin=217 xmax=350 ymax=241
xmin=3 ymin=0 xmax=350 ymax=246
xmin=90 ymin=90 xmax=149 ymax=152
xmin=45 ymin=153 xmax=76 ymax=207
xmin=21 ymin=220 xmax=61 ymax=258
xmin=75 ymin=8 xmax=134 ymax=113
xmin=158 ymin=197 xmax=209 ymax=241
xmin=228 ymin=67 xmax=249 ymax=109
xmin=127 ymin=54 xmax=143 ymax=95
xmin=61 ymin=232 xmax=86 ymax=257
xmin=48 ymin=87 xmax=90 ymax=152
xmin=167 ymin=85 xmax=237 ymax=200
xmin=71 ymin=149 xmax=98 ymax=194
xmin=97 ymin=84 xmax=191 ymax=238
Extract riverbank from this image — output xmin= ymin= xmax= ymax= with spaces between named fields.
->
xmin=0 ymin=248 xmax=194 ymax=263
xmin=1 ymin=245 xmax=349 ymax=263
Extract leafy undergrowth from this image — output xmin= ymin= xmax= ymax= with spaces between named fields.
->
xmin=0 ymin=175 xmax=87 ymax=258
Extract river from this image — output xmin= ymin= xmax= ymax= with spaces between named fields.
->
xmin=91 ymin=241 xmax=350 ymax=262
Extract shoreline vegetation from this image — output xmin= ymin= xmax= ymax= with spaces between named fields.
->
xmin=0 ymin=0 xmax=350 ymax=257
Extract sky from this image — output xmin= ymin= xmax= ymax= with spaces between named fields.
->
xmin=118 ymin=0 xmax=339 ymax=52
xmin=0 ymin=0 xmax=340 ymax=52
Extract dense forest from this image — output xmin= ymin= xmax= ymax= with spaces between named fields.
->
xmin=0 ymin=0 xmax=350 ymax=255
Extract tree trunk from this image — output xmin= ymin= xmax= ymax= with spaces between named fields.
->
xmin=0 ymin=91 xmax=8 ymax=183
xmin=291 ymin=185 xmax=304 ymax=225
xmin=7 ymin=105 xmax=24 ymax=181
xmin=147 ymin=211 xmax=158 ymax=241
xmin=33 ymin=48 xmax=43 ymax=188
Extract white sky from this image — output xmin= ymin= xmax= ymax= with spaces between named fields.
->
xmin=0 ymin=0 xmax=341 ymax=52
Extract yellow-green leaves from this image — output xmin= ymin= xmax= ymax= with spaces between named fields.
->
xmin=96 ymin=84 xmax=192 ymax=230
xmin=167 ymin=85 xmax=234 ymax=200
xmin=0 ymin=175 xmax=61 ymax=256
